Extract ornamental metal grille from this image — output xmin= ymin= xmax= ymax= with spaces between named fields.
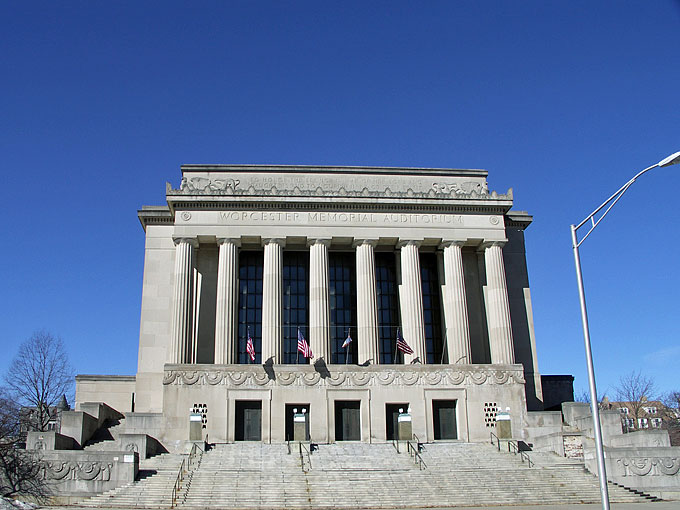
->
xmin=483 ymin=402 xmax=498 ymax=428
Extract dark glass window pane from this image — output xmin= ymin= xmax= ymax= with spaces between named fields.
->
xmin=238 ymin=251 xmax=263 ymax=364
xmin=376 ymin=253 xmax=400 ymax=364
xmin=329 ymin=252 xmax=357 ymax=364
xmin=283 ymin=252 xmax=309 ymax=364
xmin=420 ymin=253 xmax=444 ymax=364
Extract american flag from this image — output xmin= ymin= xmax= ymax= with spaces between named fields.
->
xmin=297 ymin=328 xmax=313 ymax=359
xmin=341 ymin=331 xmax=352 ymax=349
xmin=396 ymin=328 xmax=414 ymax=355
xmin=246 ymin=328 xmax=256 ymax=362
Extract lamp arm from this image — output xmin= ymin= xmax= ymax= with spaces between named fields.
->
xmin=573 ymin=163 xmax=657 ymax=247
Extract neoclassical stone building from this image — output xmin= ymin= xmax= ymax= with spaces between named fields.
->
xmin=77 ymin=164 xmax=542 ymax=445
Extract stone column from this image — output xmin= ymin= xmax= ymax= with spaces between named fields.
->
xmin=214 ymin=238 xmax=239 ymax=364
xmin=355 ymin=240 xmax=379 ymax=364
xmin=169 ymin=238 xmax=197 ymax=364
xmin=262 ymin=238 xmax=284 ymax=363
xmin=483 ymin=241 xmax=515 ymax=364
xmin=308 ymin=239 xmax=330 ymax=361
xmin=398 ymin=241 xmax=426 ymax=364
xmin=441 ymin=241 xmax=471 ymax=364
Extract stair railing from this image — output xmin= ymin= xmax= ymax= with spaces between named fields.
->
xmin=187 ymin=442 xmax=200 ymax=471
xmin=406 ymin=440 xmax=427 ymax=470
xmin=489 ymin=432 xmax=533 ymax=467
xmin=298 ymin=441 xmax=312 ymax=472
xmin=412 ymin=433 xmax=424 ymax=452
xmin=390 ymin=437 xmax=400 ymax=453
xmin=490 ymin=431 xmax=501 ymax=450
xmin=170 ymin=457 xmax=186 ymax=508
xmin=507 ymin=439 xmax=533 ymax=467
xmin=171 ymin=443 xmax=201 ymax=508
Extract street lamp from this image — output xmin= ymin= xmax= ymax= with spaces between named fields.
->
xmin=570 ymin=150 xmax=680 ymax=510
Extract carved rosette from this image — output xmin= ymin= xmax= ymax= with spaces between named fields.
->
xmin=162 ymin=366 xmax=525 ymax=388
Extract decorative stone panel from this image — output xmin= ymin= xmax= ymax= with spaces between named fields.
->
xmin=163 ymin=364 xmax=525 ymax=388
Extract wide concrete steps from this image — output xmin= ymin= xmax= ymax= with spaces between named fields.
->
xmin=77 ymin=442 xmax=651 ymax=509
xmin=183 ymin=443 xmax=306 ymax=508
xmin=77 ymin=453 xmax=187 ymax=508
xmin=180 ymin=442 xmax=648 ymax=509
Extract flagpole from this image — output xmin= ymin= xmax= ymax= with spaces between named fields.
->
xmin=345 ymin=329 xmax=349 ymax=365
xmin=394 ymin=327 xmax=400 ymax=364
xmin=439 ymin=330 xmax=447 ymax=365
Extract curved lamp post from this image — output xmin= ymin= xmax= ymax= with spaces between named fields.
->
xmin=570 ymin=150 xmax=680 ymax=510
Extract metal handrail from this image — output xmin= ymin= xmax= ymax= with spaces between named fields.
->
xmin=298 ymin=441 xmax=312 ymax=472
xmin=489 ymin=432 xmax=533 ymax=468
xmin=390 ymin=437 xmax=400 ymax=453
xmin=171 ymin=443 xmax=201 ymax=507
xmin=170 ymin=457 xmax=186 ymax=508
xmin=406 ymin=440 xmax=426 ymax=470
xmin=490 ymin=431 xmax=501 ymax=450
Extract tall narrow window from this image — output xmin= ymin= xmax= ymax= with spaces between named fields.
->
xmin=420 ymin=253 xmax=444 ymax=364
xmin=283 ymin=252 xmax=309 ymax=364
xmin=329 ymin=252 xmax=357 ymax=364
xmin=376 ymin=252 xmax=400 ymax=364
xmin=237 ymin=251 xmax=263 ymax=364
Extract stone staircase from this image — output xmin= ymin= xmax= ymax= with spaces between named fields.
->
xmin=77 ymin=452 xmax=187 ymax=508
xmin=83 ymin=418 xmax=126 ymax=451
xmin=182 ymin=443 xmax=306 ymax=508
xmin=76 ymin=441 xmax=653 ymax=509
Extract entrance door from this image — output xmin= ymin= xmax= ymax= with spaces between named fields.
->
xmin=432 ymin=400 xmax=457 ymax=440
xmin=385 ymin=403 xmax=409 ymax=440
xmin=235 ymin=401 xmax=262 ymax=441
xmin=285 ymin=404 xmax=310 ymax=441
xmin=334 ymin=401 xmax=361 ymax=441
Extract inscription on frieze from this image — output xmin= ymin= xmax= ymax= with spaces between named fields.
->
xmin=216 ymin=211 xmax=466 ymax=226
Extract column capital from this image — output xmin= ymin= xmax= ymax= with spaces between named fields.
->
xmin=439 ymin=240 xmax=466 ymax=249
xmin=216 ymin=237 xmax=241 ymax=247
xmin=173 ymin=237 xmax=199 ymax=248
xmin=352 ymin=238 xmax=378 ymax=248
xmin=307 ymin=238 xmax=331 ymax=248
xmin=262 ymin=237 xmax=286 ymax=248
xmin=397 ymin=239 xmax=423 ymax=249
xmin=479 ymin=240 xmax=507 ymax=251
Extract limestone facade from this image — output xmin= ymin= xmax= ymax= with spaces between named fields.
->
xmin=78 ymin=164 xmax=542 ymax=444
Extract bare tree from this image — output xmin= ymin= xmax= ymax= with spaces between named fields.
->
xmin=614 ymin=371 xmax=657 ymax=430
xmin=0 ymin=388 xmax=49 ymax=499
xmin=661 ymin=391 xmax=680 ymax=446
xmin=574 ymin=388 xmax=609 ymax=408
xmin=3 ymin=331 xmax=73 ymax=433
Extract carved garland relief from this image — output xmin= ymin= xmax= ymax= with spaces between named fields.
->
xmin=42 ymin=461 xmax=113 ymax=481
xmin=616 ymin=457 xmax=680 ymax=477
xmin=162 ymin=368 xmax=525 ymax=387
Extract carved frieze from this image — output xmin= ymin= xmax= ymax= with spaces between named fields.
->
xmin=42 ymin=461 xmax=112 ymax=481
xmin=166 ymin=176 xmax=512 ymax=202
xmin=162 ymin=365 xmax=525 ymax=388
xmin=616 ymin=457 xmax=680 ymax=477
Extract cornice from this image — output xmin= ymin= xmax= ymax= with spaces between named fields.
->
xmin=166 ymin=200 xmax=513 ymax=216
xmin=180 ymin=164 xmax=489 ymax=177
xmin=138 ymin=206 xmax=173 ymax=231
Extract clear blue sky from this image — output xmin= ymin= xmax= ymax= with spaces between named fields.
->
xmin=2 ymin=2 xmax=679 ymax=399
